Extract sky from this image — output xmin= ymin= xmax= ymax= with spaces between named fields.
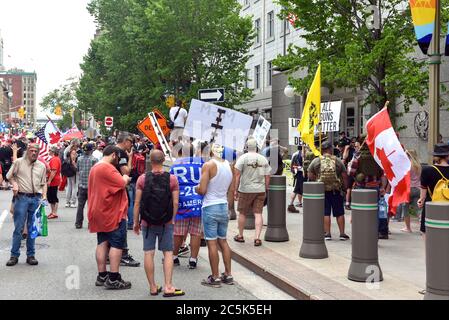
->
xmin=0 ymin=0 xmax=96 ymax=117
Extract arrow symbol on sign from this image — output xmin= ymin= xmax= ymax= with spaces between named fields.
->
xmin=200 ymin=90 xmax=223 ymax=101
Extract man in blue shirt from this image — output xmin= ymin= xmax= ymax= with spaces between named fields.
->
xmin=170 ymin=143 xmax=204 ymax=269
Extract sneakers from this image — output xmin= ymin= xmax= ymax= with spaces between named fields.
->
xmin=339 ymin=234 xmax=350 ymax=241
xmin=173 ymin=257 xmax=180 ymax=266
xmin=288 ymin=204 xmax=299 ymax=213
xmin=65 ymin=203 xmax=70 ymax=208
xmin=178 ymin=245 xmax=190 ymax=257
xmin=75 ymin=223 xmax=82 ymax=229
xmin=70 ymin=203 xmax=77 ymax=208
xmin=104 ymin=277 xmax=132 ymax=290
xmin=324 ymin=233 xmax=332 ymax=241
xmin=6 ymin=257 xmax=18 ymax=266
xmin=95 ymin=274 xmax=109 ymax=286
xmin=26 ymin=256 xmax=38 ymax=266
xmin=188 ymin=258 xmax=197 ymax=269
xmin=378 ymin=233 xmax=389 ymax=240
xmin=120 ymin=254 xmax=140 ymax=267
xmin=220 ymin=273 xmax=234 ymax=285
xmin=201 ymin=275 xmax=222 ymax=288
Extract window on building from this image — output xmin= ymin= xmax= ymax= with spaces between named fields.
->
xmin=244 ymin=69 xmax=249 ymax=88
xmin=255 ymin=19 xmax=261 ymax=45
xmin=281 ymin=18 xmax=290 ymax=35
xmin=243 ymin=0 xmax=249 ymax=7
xmin=254 ymin=65 xmax=260 ymax=89
xmin=267 ymin=61 xmax=273 ymax=86
xmin=267 ymin=11 xmax=275 ymax=39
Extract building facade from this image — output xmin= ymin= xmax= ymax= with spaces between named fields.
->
xmin=238 ymin=0 xmax=449 ymax=162
xmin=0 ymin=29 xmax=4 ymax=71
xmin=0 ymin=69 xmax=37 ymax=124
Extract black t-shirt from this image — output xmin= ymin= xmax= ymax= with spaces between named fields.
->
xmin=0 ymin=146 xmax=13 ymax=165
xmin=421 ymin=165 xmax=449 ymax=201
xmin=115 ymin=148 xmax=129 ymax=176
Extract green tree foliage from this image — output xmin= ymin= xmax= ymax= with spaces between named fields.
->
xmin=275 ymin=0 xmax=449 ymax=123
xmin=77 ymin=0 xmax=254 ymax=132
xmin=40 ymin=79 xmax=82 ymax=131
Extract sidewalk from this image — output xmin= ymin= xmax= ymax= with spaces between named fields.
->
xmin=227 ymin=186 xmax=425 ymax=300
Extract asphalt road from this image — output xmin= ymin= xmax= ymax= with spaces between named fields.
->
xmin=0 ymin=189 xmax=292 ymax=300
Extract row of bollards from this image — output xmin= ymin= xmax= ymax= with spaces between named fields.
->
xmin=259 ymin=177 xmax=449 ymax=300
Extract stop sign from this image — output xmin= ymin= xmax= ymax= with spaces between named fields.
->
xmin=105 ymin=116 xmax=113 ymax=127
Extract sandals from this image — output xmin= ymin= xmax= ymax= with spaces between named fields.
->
xmin=254 ymin=239 xmax=262 ymax=247
xmin=163 ymin=288 xmax=185 ymax=297
xmin=150 ymin=285 xmax=162 ymax=296
xmin=233 ymin=235 xmax=245 ymax=243
xmin=47 ymin=213 xmax=59 ymax=219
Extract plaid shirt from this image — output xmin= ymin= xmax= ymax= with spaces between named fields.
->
xmin=77 ymin=155 xmax=98 ymax=189
xmin=347 ymin=154 xmax=383 ymax=188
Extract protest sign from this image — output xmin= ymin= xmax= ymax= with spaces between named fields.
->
xmin=253 ymin=115 xmax=271 ymax=149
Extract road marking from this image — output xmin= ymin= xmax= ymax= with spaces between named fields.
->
xmin=0 ymin=209 xmax=8 ymax=231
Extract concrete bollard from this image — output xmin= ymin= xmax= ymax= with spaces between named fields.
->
xmin=244 ymin=210 xmax=255 ymax=230
xmin=299 ymin=182 xmax=328 ymax=259
xmin=348 ymin=189 xmax=383 ymax=282
xmin=264 ymin=175 xmax=289 ymax=242
xmin=424 ymin=202 xmax=449 ymax=300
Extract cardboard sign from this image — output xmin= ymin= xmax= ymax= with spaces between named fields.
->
xmin=253 ymin=115 xmax=271 ymax=149
xmin=288 ymin=118 xmax=301 ymax=146
xmin=320 ymin=101 xmax=342 ymax=133
xmin=137 ymin=109 xmax=170 ymax=144
xmin=184 ymin=99 xmax=252 ymax=152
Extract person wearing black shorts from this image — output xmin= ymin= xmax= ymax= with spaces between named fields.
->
xmin=418 ymin=144 xmax=449 ymax=235
xmin=288 ymin=146 xmax=303 ymax=213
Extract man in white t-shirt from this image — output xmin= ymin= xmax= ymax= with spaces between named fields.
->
xmin=169 ymin=100 xmax=188 ymax=143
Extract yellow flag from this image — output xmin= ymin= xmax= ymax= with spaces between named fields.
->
xmin=298 ymin=63 xmax=321 ymax=156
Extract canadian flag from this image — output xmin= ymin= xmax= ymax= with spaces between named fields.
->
xmin=366 ymin=107 xmax=411 ymax=215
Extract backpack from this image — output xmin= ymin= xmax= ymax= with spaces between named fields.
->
xmin=61 ymin=159 xmax=76 ymax=177
xmin=318 ymin=155 xmax=341 ymax=191
xmin=429 ymin=166 xmax=449 ymax=202
xmin=131 ymin=153 xmax=146 ymax=177
xmin=140 ymin=172 xmax=173 ymax=225
xmin=356 ymin=144 xmax=383 ymax=182
xmin=303 ymin=150 xmax=317 ymax=178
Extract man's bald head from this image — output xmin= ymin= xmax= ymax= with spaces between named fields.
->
xmin=150 ymin=149 xmax=165 ymax=165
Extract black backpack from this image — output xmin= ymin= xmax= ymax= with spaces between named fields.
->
xmin=61 ymin=160 xmax=76 ymax=177
xmin=140 ymin=172 xmax=173 ymax=225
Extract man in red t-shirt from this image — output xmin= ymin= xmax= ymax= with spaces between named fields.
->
xmin=47 ymin=146 xmax=62 ymax=219
xmin=88 ymin=145 xmax=132 ymax=290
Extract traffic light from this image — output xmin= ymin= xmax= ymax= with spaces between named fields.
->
xmin=18 ymin=106 xmax=25 ymax=119
xmin=55 ymin=105 xmax=62 ymax=116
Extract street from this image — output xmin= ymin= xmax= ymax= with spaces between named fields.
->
xmin=0 ymin=190 xmax=292 ymax=300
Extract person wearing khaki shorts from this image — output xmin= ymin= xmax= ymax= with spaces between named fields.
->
xmin=234 ymin=138 xmax=271 ymax=246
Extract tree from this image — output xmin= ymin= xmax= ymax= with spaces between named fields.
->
xmin=275 ymin=0 xmax=449 ymax=127
xmin=40 ymin=79 xmax=83 ymax=130
xmin=77 ymin=0 xmax=254 ymax=132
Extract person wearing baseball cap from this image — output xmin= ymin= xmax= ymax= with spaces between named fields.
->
xmin=233 ymin=138 xmax=272 ymax=247
xmin=307 ymin=140 xmax=350 ymax=241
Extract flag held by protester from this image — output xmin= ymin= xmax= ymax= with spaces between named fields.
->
xmin=35 ymin=121 xmax=61 ymax=161
xmin=408 ymin=0 xmax=436 ymax=55
xmin=366 ymin=107 xmax=411 ymax=215
xmin=298 ymin=63 xmax=321 ymax=156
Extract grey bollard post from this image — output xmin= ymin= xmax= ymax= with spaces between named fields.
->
xmin=424 ymin=202 xmax=449 ymax=300
xmin=244 ymin=210 xmax=255 ymax=230
xmin=348 ymin=189 xmax=383 ymax=282
xmin=300 ymin=182 xmax=328 ymax=259
xmin=264 ymin=175 xmax=289 ymax=242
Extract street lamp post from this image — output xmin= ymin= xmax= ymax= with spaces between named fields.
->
xmin=428 ymin=0 xmax=441 ymax=163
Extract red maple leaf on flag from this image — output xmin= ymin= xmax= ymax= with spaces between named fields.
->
xmin=49 ymin=132 xmax=61 ymax=144
xmin=376 ymin=147 xmax=396 ymax=181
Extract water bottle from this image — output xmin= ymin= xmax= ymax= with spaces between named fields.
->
xmin=378 ymin=196 xmax=388 ymax=219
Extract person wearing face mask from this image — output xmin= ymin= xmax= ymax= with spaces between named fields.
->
xmin=5 ymin=143 xmax=48 ymax=267
xmin=87 ymin=145 xmax=132 ymax=290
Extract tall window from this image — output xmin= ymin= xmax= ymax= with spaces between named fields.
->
xmin=244 ymin=69 xmax=249 ymax=88
xmin=255 ymin=19 xmax=261 ymax=45
xmin=281 ymin=18 xmax=290 ymax=35
xmin=267 ymin=61 xmax=273 ymax=86
xmin=267 ymin=11 xmax=274 ymax=38
xmin=255 ymin=65 xmax=260 ymax=89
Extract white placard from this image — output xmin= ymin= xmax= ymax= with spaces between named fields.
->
xmin=184 ymin=99 xmax=253 ymax=152
xmin=253 ymin=115 xmax=271 ymax=149
xmin=288 ymin=118 xmax=301 ymax=146
xmin=320 ymin=101 xmax=342 ymax=133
